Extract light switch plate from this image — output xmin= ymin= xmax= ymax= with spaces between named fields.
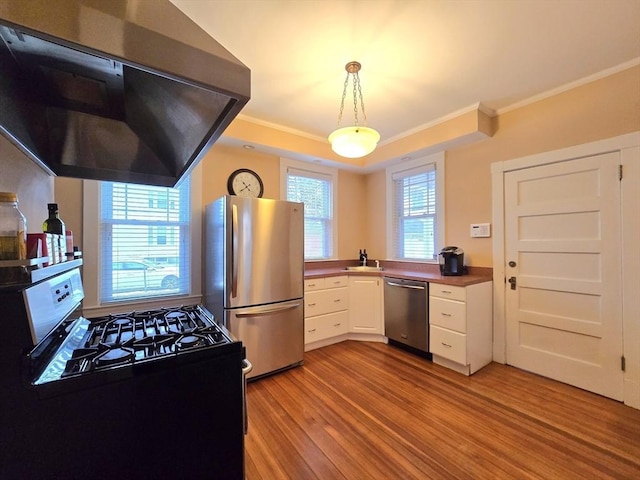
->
xmin=470 ymin=223 xmax=491 ymax=238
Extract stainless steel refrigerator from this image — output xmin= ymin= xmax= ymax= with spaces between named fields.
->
xmin=204 ymin=196 xmax=304 ymax=379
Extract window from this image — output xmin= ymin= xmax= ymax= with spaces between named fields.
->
xmin=99 ymin=180 xmax=191 ymax=302
xmin=387 ymin=153 xmax=444 ymax=261
xmin=281 ymin=158 xmax=337 ymax=260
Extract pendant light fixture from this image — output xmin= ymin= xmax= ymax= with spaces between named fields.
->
xmin=328 ymin=61 xmax=380 ymax=158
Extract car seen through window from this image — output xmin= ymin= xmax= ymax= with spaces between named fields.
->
xmin=112 ymin=260 xmax=180 ymax=292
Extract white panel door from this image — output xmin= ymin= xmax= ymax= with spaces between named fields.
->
xmin=505 ymin=152 xmax=623 ymax=400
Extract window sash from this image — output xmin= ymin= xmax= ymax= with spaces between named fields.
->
xmin=285 ymin=167 xmax=333 ymax=260
xmin=391 ymin=164 xmax=437 ymax=260
xmin=99 ymin=180 xmax=191 ymax=302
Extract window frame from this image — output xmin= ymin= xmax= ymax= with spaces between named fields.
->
xmin=280 ymin=157 xmax=338 ymax=261
xmin=82 ymin=172 xmax=202 ymax=315
xmin=385 ymin=152 xmax=445 ymax=262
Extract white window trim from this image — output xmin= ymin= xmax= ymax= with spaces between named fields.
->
xmin=280 ymin=157 xmax=338 ymax=261
xmin=385 ymin=152 xmax=445 ymax=262
xmin=82 ymin=169 xmax=203 ymax=316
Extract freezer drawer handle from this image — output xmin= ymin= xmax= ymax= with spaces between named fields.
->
xmin=236 ymin=302 xmax=301 ymax=318
xmin=385 ymin=281 xmax=425 ymax=290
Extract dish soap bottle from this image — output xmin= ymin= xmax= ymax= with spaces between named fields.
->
xmin=43 ymin=203 xmax=66 ymax=260
xmin=0 ymin=192 xmax=27 ymax=261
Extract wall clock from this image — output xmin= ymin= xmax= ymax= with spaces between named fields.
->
xmin=227 ymin=168 xmax=264 ymax=198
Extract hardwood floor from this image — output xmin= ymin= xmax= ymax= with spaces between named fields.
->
xmin=244 ymin=341 xmax=640 ymax=480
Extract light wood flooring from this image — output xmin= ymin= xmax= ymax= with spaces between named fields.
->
xmin=244 ymin=341 xmax=640 ymax=480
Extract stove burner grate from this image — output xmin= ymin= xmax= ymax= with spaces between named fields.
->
xmin=58 ymin=305 xmax=228 ymax=377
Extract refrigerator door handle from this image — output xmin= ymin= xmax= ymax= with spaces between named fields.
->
xmin=231 ymin=204 xmax=239 ymax=298
xmin=235 ymin=302 xmax=301 ymax=318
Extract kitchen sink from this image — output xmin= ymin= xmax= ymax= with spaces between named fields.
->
xmin=344 ymin=266 xmax=384 ymax=272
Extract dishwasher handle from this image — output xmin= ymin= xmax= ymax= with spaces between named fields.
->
xmin=385 ymin=280 xmax=426 ymax=290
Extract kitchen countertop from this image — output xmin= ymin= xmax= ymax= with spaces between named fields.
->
xmin=305 ymin=261 xmax=492 ymax=287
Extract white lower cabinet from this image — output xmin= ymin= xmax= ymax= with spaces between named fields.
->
xmin=304 ymin=276 xmax=349 ymax=349
xmin=429 ymin=281 xmax=492 ymax=375
xmin=348 ymin=276 xmax=383 ymax=334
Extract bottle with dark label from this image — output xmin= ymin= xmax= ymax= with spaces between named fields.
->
xmin=43 ymin=203 xmax=65 ymax=235
xmin=43 ymin=203 xmax=66 ymax=260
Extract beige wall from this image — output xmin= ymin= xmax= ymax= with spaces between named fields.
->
xmin=43 ymin=64 xmax=640 ymax=270
xmin=445 ymin=65 xmax=640 ymax=266
xmin=200 ymin=144 xmax=369 ymax=261
xmin=0 ymin=137 xmax=54 ymax=231
xmin=368 ymin=65 xmax=640 ymax=267
xmin=200 ymin=144 xmax=280 ymax=205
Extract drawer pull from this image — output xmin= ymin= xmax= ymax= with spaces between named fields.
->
xmin=308 ymin=328 xmax=316 ymax=333
xmin=307 ymin=302 xmax=316 ymax=307
xmin=441 ymin=342 xmax=452 ymax=348
xmin=441 ymin=313 xmax=452 ymax=317
xmin=334 ymin=299 xmax=341 ymax=303
xmin=440 ymin=290 xmax=452 ymax=294
xmin=307 ymin=283 xmax=316 ymax=287
xmin=333 ymin=323 xmax=342 ymax=327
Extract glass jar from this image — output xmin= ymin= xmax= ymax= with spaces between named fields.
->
xmin=0 ymin=192 xmax=27 ymax=261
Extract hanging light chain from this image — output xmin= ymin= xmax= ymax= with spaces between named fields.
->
xmin=335 ymin=61 xmax=368 ymax=129
xmin=336 ymin=72 xmax=349 ymax=127
xmin=353 ymin=71 xmax=368 ymax=127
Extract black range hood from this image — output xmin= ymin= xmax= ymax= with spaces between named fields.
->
xmin=0 ymin=0 xmax=250 ymax=187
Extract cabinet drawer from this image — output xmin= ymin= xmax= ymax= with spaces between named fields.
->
xmin=325 ymin=275 xmax=348 ymax=289
xmin=430 ymin=325 xmax=467 ymax=365
xmin=325 ymin=287 xmax=349 ymax=314
xmin=429 ymin=297 xmax=466 ymax=333
xmin=304 ymin=288 xmax=348 ymax=317
xmin=429 ymin=283 xmax=466 ymax=302
xmin=305 ymin=311 xmax=349 ymax=343
xmin=304 ymin=277 xmax=325 ymax=292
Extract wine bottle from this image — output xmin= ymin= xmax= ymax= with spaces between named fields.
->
xmin=43 ymin=203 xmax=67 ymax=261
xmin=43 ymin=203 xmax=66 ymax=235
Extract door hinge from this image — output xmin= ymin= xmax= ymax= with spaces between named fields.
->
xmin=621 ymin=356 xmax=626 ymax=372
xmin=619 ymin=165 xmax=623 ymax=181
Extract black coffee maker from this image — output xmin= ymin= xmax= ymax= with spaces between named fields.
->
xmin=439 ymin=246 xmax=465 ymax=276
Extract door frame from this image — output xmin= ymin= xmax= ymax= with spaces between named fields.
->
xmin=491 ymin=132 xmax=640 ymax=408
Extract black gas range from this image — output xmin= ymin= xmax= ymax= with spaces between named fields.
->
xmin=0 ymin=262 xmax=251 ymax=479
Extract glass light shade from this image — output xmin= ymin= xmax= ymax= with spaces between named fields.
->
xmin=328 ymin=126 xmax=380 ymax=158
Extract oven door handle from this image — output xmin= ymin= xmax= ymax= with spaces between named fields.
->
xmin=242 ymin=358 xmax=253 ymax=434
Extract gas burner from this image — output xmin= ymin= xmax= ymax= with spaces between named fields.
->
xmin=176 ymin=334 xmax=211 ymax=350
xmin=165 ymin=311 xmax=189 ymax=322
xmin=94 ymin=347 xmax=135 ymax=367
xmin=111 ymin=318 xmax=134 ymax=327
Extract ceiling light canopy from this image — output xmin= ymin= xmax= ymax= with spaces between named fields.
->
xmin=328 ymin=61 xmax=380 ymax=158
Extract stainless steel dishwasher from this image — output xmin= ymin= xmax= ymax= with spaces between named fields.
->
xmin=384 ymin=277 xmax=430 ymax=356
